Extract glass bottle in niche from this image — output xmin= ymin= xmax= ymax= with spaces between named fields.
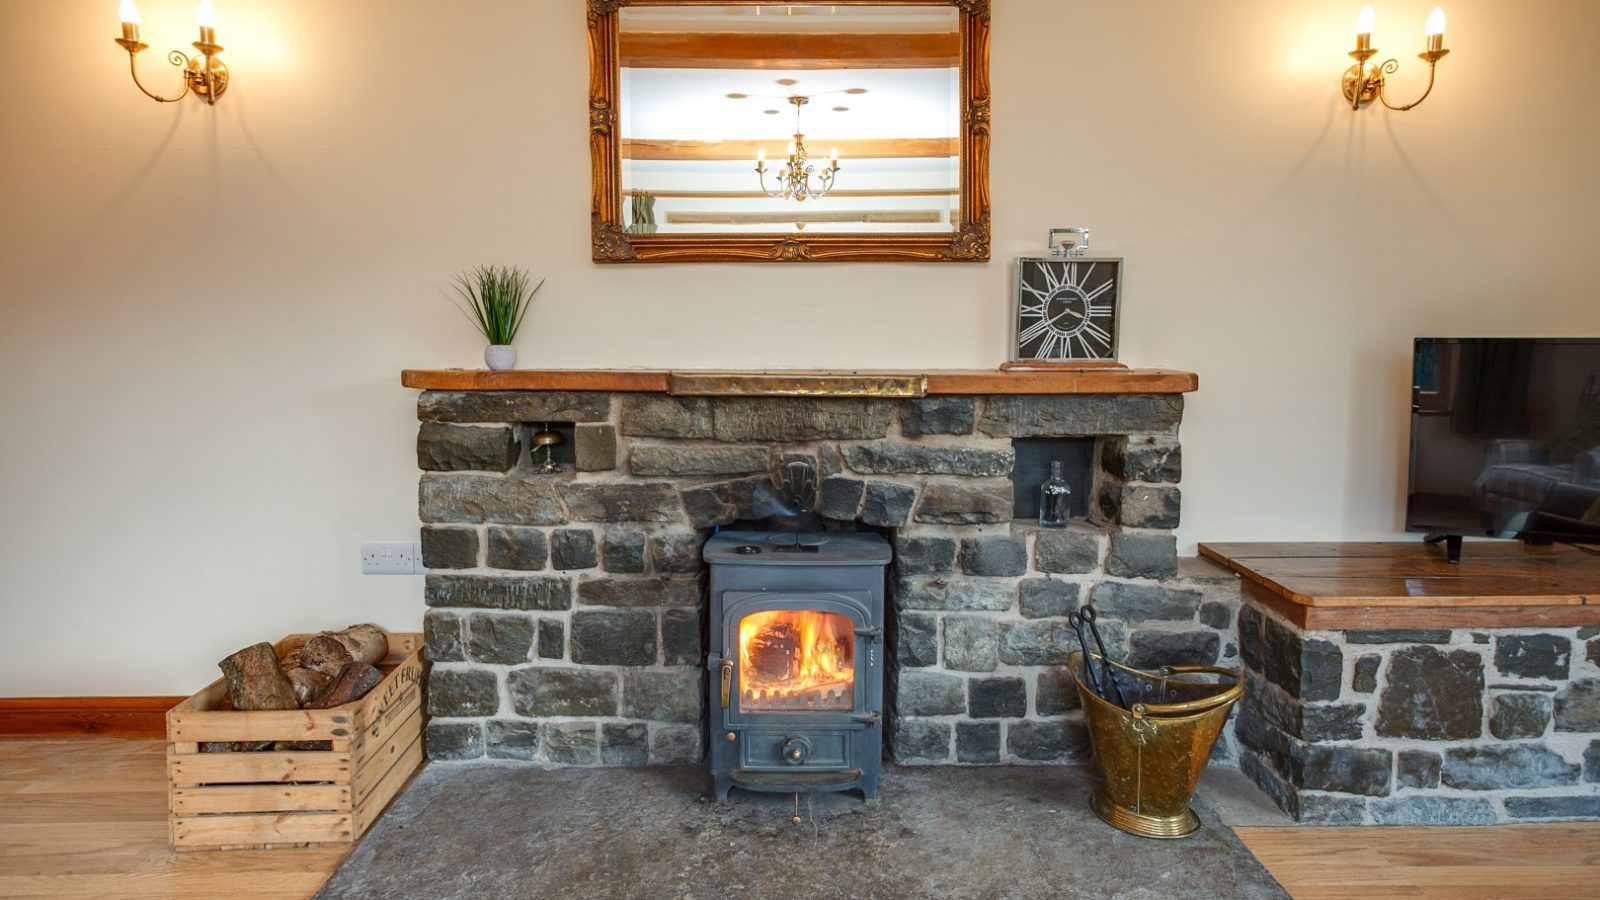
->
xmin=1038 ymin=460 xmax=1072 ymax=528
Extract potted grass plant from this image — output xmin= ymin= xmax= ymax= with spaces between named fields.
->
xmin=449 ymin=264 xmax=543 ymax=371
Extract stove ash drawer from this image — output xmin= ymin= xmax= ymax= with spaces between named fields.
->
xmin=739 ymin=730 xmax=852 ymax=770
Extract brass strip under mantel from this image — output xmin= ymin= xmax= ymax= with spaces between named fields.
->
xmin=669 ymin=372 xmax=928 ymax=398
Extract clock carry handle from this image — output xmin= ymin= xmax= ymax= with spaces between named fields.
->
xmin=1048 ymin=227 xmax=1090 ymax=258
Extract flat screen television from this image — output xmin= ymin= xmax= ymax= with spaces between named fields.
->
xmin=1407 ymin=337 xmax=1600 ymax=562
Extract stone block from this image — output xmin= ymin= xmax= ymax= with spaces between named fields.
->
xmin=1370 ymin=796 xmax=1498 ymax=826
xmin=1442 ymin=744 xmax=1580 ymax=790
xmin=899 ymin=671 xmax=966 ymax=716
xmin=1587 ymin=741 xmax=1600 ymax=782
xmin=1376 ymin=645 xmax=1484 ymax=740
xmin=894 ymin=536 xmax=957 ymax=576
xmin=861 ymin=481 xmax=917 ymax=527
xmin=1120 ymin=436 xmax=1182 ymax=483
xmin=819 ymin=477 xmax=865 ymax=520
xmin=424 ymin=611 xmax=466 ymax=663
xmin=1237 ymin=604 xmax=1264 ymax=673
xmin=901 ymin=398 xmax=976 ymax=436
xmin=1261 ymin=618 xmax=1343 ymax=702
xmin=425 ymin=721 xmax=484 ymax=761
xmin=465 ymin=613 xmax=535 ymax=665
xmin=1120 ymin=485 xmax=1180 ymax=529
xmin=477 ymin=720 xmax=537 ymax=761
xmin=601 ymin=530 xmax=647 ymax=573
xmin=893 ymin=719 xmax=952 ymax=763
xmin=943 ymin=617 xmax=1001 ymax=672
xmin=601 ymin=723 xmax=649 ymax=766
xmin=1106 ymin=532 xmax=1178 ymax=580
xmin=570 ymin=609 xmax=657 ymax=665
xmin=650 ymin=724 xmax=704 ymax=765
xmin=426 ymin=574 xmax=571 ymax=611
xmin=572 ymin=423 xmax=617 ymax=472
xmin=1033 ymin=670 xmax=1078 ymax=717
xmin=1198 ymin=601 xmax=1232 ymax=630
xmin=1291 ymin=745 xmax=1392 ymax=796
xmin=420 ymin=473 xmax=566 ymax=525
xmin=618 ymin=395 xmax=712 ymax=439
xmin=578 ymin=577 xmax=699 ymax=608
xmin=1555 ymin=679 xmax=1600 ymax=731
xmin=550 ymin=529 xmax=598 ymax=570
xmin=1019 ymin=579 xmax=1080 ymax=619
xmin=419 ymin=390 xmax=611 ymax=424
xmin=1301 ymin=703 xmax=1367 ymax=741
xmin=417 ymin=423 xmax=518 ymax=472
xmin=542 ymin=722 xmax=600 ymax=765
xmin=959 ymin=537 xmax=1028 ymax=576
xmin=710 ymin=398 xmax=894 ymax=442
xmin=1000 ymin=620 xmax=1075 ymax=666
xmin=1397 ymin=750 xmax=1442 ymax=789
xmin=507 ymin=667 xmax=617 ymax=717
xmin=1346 ymin=629 xmax=1452 ymax=644
xmin=897 ymin=578 xmax=1014 ymax=612
xmin=1034 ymin=530 xmax=1100 ymax=574
xmin=422 ymin=526 xmax=479 ymax=570
xmin=1589 ymin=637 xmax=1600 ymax=667
xmin=1008 ymin=720 xmax=1087 ymax=762
xmin=1490 ymin=692 xmax=1553 ymax=739
xmin=622 ymin=670 xmax=703 ymax=723
xmin=486 ymin=526 xmax=548 ymax=571
xmin=629 ymin=444 xmax=769 ymax=477
xmin=977 ymin=395 xmax=1183 ymax=437
xmin=914 ymin=479 xmax=1012 ymax=525
xmin=661 ymin=606 xmax=703 ymax=666
xmin=842 ymin=442 xmax=1012 ymax=477
xmin=1295 ymin=793 xmax=1369 ymax=825
xmin=537 ymin=618 xmax=564 ymax=659
xmin=559 ymin=483 xmax=683 ymax=523
xmin=1496 ymin=634 xmax=1572 ymax=680
xmin=955 ymin=722 xmax=1001 ymax=763
xmin=681 ymin=483 xmax=737 ymax=529
xmin=968 ymin=677 xmax=1026 ymax=718
xmin=427 ymin=668 xmax=499 ymax=718
xmin=1504 ymin=796 xmax=1600 ymax=820
xmin=1089 ymin=582 xmax=1201 ymax=621
xmin=1127 ymin=630 xmax=1221 ymax=669
xmin=648 ymin=531 xmax=702 ymax=574
xmin=896 ymin=611 xmax=939 ymax=668
xmin=1353 ymin=654 xmax=1381 ymax=693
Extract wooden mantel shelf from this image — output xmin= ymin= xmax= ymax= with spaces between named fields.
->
xmin=400 ymin=368 xmax=1199 ymax=396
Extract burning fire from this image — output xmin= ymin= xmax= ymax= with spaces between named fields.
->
xmin=738 ymin=609 xmax=855 ymax=712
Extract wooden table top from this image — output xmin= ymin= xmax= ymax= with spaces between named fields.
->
xmin=1198 ymin=541 xmax=1600 ymax=631
xmin=400 ymin=368 xmax=1200 ymax=396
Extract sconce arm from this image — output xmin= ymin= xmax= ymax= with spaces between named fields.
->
xmin=125 ymin=50 xmax=195 ymax=104
xmin=1376 ymin=56 xmax=1440 ymax=112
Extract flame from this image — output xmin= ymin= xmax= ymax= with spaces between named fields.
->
xmin=738 ymin=609 xmax=855 ymax=712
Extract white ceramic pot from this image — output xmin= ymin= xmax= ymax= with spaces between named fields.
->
xmin=484 ymin=344 xmax=516 ymax=371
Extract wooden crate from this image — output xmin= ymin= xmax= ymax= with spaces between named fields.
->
xmin=166 ymin=632 xmax=424 ymax=851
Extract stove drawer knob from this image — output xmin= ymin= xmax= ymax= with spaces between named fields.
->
xmin=780 ymin=736 xmax=811 ymax=766
xmin=725 ymin=731 xmax=737 ymax=743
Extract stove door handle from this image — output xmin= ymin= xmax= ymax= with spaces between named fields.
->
xmin=720 ymin=658 xmax=734 ymax=709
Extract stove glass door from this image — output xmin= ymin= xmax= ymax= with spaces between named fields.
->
xmin=736 ymin=608 xmax=856 ymax=714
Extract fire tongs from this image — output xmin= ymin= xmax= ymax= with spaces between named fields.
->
xmin=1069 ymin=606 xmax=1128 ymax=709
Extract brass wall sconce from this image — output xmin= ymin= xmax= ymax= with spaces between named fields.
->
xmin=1343 ymin=5 xmax=1449 ymax=111
xmin=114 ymin=0 xmax=229 ymax=105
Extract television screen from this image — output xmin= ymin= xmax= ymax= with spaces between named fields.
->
xmin=1407 ymin=338 xmax=1600 ymax=544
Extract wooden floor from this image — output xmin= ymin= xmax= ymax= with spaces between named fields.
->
xmin=2 ymin=740 xmax=1597 ymax=900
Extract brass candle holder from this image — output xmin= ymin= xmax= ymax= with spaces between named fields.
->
xmin=1341 ymin=5 xmax=1450 ymax=112
xmin=531 ymin=424 xmax=565 ymax=474
xmin=114 ymin=1 xmax=230 ymax=106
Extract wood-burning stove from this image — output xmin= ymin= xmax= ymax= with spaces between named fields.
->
xmin=705 ymin=531 xmax=890 ymax=802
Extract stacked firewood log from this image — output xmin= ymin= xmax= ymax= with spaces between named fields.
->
xmin=203 ymin=624 xmax=389 ymax=753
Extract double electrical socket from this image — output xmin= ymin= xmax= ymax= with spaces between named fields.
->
xmin=361 ymin=542 xmax=424 ymax=575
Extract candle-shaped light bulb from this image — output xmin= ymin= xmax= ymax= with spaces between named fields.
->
xmin=119 ymin=0 xmax=141 ymax=41
xmin=1355 ymin=4 xmax=1375 ymax=51
xmin=786 ymin=139 xmax=797 ymax=157
xmin=1424 ymin=6 xmax=1446 ymax=52
xmin=829 ymin=147 xmax=838 ymax=167
xmin=757 ymin=146 xmax=766 ymax=170
xmin=196 ymin=0 xmax=217 ymax=44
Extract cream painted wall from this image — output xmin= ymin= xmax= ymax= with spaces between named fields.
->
xmin=2 ymin=0 xmax=1598 ymax=695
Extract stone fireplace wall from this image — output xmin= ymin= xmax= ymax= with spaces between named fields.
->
xmin=415 ymin=389 xmax=1234 ymax=767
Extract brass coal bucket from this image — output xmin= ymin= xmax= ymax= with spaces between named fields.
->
xmin=1068 ymin=650 xmax=1245 ymax=839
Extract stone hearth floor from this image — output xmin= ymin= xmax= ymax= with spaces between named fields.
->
xmin=315 ymin=764 xmax=1289 ymax=900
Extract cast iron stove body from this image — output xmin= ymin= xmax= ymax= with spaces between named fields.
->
xmin=705 ymin=531 xmax=890 ymax=801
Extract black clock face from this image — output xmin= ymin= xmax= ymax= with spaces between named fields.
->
xmin=1014 ymin=259 xmax=1120 ymax=361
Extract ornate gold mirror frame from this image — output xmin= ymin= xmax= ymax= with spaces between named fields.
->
xmin=588 ymin=0 xmax=990 ymax=263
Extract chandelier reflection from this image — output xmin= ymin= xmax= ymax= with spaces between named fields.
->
xmin=755 ymin=96 xmax=839 ymax=202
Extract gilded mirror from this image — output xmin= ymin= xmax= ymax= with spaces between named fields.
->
xmin=589 ymin=0 xmax=990 ymax=263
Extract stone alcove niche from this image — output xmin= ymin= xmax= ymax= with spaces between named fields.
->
xmin=408 ymin=372 xmax=1231 ymax=768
